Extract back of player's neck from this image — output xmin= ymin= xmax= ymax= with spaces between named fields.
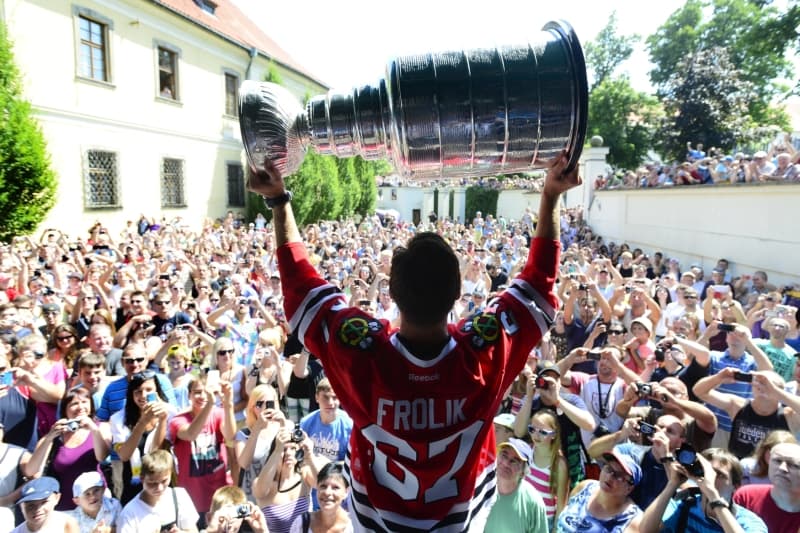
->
xmin=397 ymin=319 xmax=449 ymax=360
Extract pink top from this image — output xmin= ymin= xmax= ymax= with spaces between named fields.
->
xmin=525 ymin=460 xmax=556 ymax=518
xmin=36 ymin=362 xmax=68 ymax=437
xmin=168 ymin=407 xmax=231 ymax=514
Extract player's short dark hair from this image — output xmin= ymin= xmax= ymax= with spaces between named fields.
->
xmin=390 ymin=232 xmax=460 ymax=325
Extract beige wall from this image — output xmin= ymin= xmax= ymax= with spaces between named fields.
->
xmin=3 ymin=0 xmax=324 ymax=236
xmin=588 ymin=184 xmax=800 ymax=286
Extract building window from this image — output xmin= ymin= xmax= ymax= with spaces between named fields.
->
xmin=194 ymin=0 xmax=217 ymax=14
xmin=84 ymin=150 xmax=119 ymax=208
xmin=78 ymin=16 xmax=108 ymax=81
xmin=161 ymin=158 xmax=185 ymax=207
xmin=227 ymin=163 xmax=245 ymax=207
xmin=158 ymin=47 xmax=178 ymax=99
xmin=225 ymin=73 xmax=239 ymax=116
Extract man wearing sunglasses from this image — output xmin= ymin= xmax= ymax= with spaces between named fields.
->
xmin=150 ymin=291 xmax=191 ymax=343
xmin=95 ymin=343 xmax=175 ymax=423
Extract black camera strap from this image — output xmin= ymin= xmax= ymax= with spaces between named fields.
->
xmin=596 ymin=378 xmax=614 ymax=419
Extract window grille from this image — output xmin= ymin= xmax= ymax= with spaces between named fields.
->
xmin=162 ymin=158 xmax=185 ymax=207
xmin=85 ymin=150 xmax=119 ymax=208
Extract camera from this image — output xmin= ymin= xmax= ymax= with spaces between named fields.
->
xmin=654 ymin=348 xmax=665 ymax=362
xmin=586 ymin=349 xmax=602 ymax=361
xmin=625 ymin=286 xmax=632 ymax=294
xmin=578 ymin=283 xmax=588 ymax=291
xmin=535 ymin=376 xmax=549 ymax=389
xmin=634 ymin=382 xmax=652 ymax=397
xmin=292 ymin=424 xmax=304 ymax=443
xmin=733 ymin=371 xmax=753 ymax=383
xmin=65 ymin=419 xmax=80 ymax=432
xmin=718 ymin=323 xmax=736 ymax=332
xmin=160 ymin=522 xmax=176 ymax=533
xmin=235 ymin=504 xmax=250 ymax=518
xmin=677 ymin=443 xmax=705 ymax=477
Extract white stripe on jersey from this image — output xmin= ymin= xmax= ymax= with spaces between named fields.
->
xmin=288 ymin=282 xmax=347 ymax=345
xmin=345 ymin=456 xmax=497 ymax=532
xmin=506 ymin=278 xmax=556 ymax=335
xmin=390 ymin=334 xmax=458 ymax=368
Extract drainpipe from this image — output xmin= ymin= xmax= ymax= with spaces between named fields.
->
xmin=245 ymin=46 xmax=257 ymax=80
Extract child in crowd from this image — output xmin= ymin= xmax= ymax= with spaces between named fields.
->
xmin=205 ymin=486 xmax=268 ymax=533
xmin=11 ymin=477 xmax=78 ymax=533
xmin=69 ymin=471 xmax=121 ymax=533
xmin=116 ymin=449 xmax=198 ymax=533
xmin=526 ymin=409 xmax=569 ymax=531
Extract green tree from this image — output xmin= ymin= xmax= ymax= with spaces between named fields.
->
xmin=336 ymin=157 xmax=360 ymax=218
xmin=588 ymin=77 xmax=661 ymax=169
xmin=464 ymin=186 xmax=499 ymax=224
xmin=656 ymin=47 xmax=755 ymax=159
xmin=647 ymin=0 xmax=795 ymax=126
xmin=0 ymin=24 xmax=57 ymax=240
xmin=584 ymin=12 xmax=639 ymax=89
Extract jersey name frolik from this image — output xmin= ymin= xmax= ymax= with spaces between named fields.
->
xmin=376 ymin=397 xmax=466 ymax=431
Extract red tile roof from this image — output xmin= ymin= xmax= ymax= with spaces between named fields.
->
xmin=151 ymin=0 xmax=327 ymax=87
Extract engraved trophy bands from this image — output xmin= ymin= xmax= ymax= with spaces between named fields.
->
xmin=239 ymin=20 xmax=587 ymax=180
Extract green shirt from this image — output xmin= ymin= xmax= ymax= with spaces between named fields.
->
xmin=755 ymin=339 xmax=797 ymax=382
xmin=485 ymin=481 xmax=549 ymax=533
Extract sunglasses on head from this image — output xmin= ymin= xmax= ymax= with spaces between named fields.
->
xmin=124 ymin=357 xmax=146 ymax=365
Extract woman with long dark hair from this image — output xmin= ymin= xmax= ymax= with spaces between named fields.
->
xmin=109 ymin=370 xmax=172 ymax=504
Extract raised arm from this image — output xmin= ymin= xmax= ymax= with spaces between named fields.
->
xmin=692 ymin=368 xmax=746 ymax=419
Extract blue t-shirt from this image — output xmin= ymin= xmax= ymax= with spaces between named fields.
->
xmin=706 ymin=351 xmax=756 ymax=432
xmin=662 ymin=496 xmax=767 ymax=532
xmin=299 ymin=409 xmax=353 ymax=462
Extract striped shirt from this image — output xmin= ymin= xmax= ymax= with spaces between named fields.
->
xmin=96 ymin=374 xmax=176 ymax=422
xmin=262 ymin=494 xmax=311 ymax=533
xmin=706 ymin=351 xmax=756 ymax=432
xmin=526 ymin=461 xmax=556 ymax=518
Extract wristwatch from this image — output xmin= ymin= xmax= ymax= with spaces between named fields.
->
xmin=262 ymin=190 xmax=293 ymax=209
xmin=709 ymin=498 xmax=729 ymax=510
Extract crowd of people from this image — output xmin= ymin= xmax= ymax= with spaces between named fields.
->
xmin=595 ymin=136 xmax=800 ymax=189
xmin=0 ymin=154 xmax=798 ymax=532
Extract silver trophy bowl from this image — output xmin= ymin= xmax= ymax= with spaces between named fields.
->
xmin=239 ymin=20 xmax=587 ymax=179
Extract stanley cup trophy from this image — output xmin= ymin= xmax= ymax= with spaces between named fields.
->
xmin=239 ymin=20 xmax=587 ymax=180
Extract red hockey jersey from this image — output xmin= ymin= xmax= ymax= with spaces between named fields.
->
xmin=277 ymin=237 xmax=559 ymax=532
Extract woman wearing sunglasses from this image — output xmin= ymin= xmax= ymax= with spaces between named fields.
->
xmin=526 ymin=409 xmax=568 ymax=531
xmin=109 ymin=370 xmax=172 ymax=505
xmin=209 ymin=337 xmax=249 ymax=485
xmin=235 ymin=385 xmax=289 ymax=503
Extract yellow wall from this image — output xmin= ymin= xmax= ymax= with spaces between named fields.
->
xmin=2 ymin=0 xmax=324 ymax=235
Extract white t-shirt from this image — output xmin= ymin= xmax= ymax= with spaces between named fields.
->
xmin=117 ymin=487 xmax=198 ymax=533
xmin=9 ymin=511 xmax=74 ymax=533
